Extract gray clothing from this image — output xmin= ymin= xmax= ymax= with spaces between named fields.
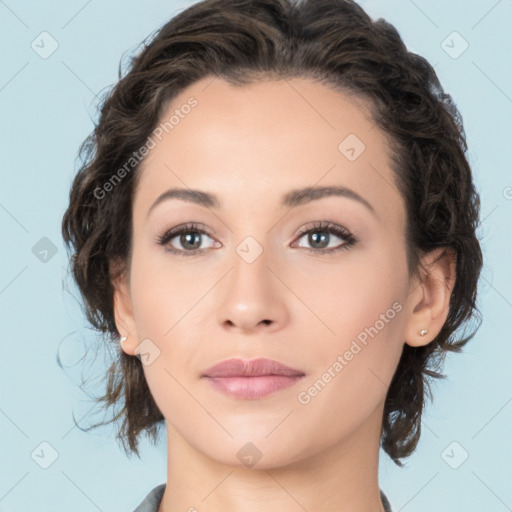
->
xmin=133 ymin=483 xmax=165 ymax=512
xmin=132 ymin=483 xmax=393 ymax=511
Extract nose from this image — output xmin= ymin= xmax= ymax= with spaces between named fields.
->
xmin=216 ymin=248 xmax=289 ymax=334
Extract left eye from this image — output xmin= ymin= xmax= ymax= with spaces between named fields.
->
xmin=292 ymin=221 xmax=358 ymax=254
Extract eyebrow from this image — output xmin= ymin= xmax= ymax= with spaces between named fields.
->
xmin=147 ymin=185 xmax=376 ymax=218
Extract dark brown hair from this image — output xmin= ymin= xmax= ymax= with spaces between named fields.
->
xmin=61 ymin=0 xmax=483 ymax=465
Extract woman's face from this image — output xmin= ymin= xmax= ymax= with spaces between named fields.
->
xmin=115 ymin=76 xmax=426 ymax=468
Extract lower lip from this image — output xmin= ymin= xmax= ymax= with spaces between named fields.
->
xmin=204 ymin=375 xmax=304 ymax=399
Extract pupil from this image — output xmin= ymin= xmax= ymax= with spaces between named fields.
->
xmin=310 ymin=231 xmax=328 ymax=248
xmin=182 ymin=232 xmax=201 ymax=249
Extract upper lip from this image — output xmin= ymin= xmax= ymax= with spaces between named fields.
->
xmin=202 ymin=358 xmax=305 ymax=378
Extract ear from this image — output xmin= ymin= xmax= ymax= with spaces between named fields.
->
xmin=111 ymin=263 xmax=140 ymax=356
xmin=404 ymin=247 xmax=456 ymax=347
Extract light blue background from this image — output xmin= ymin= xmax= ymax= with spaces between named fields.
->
xmin=1 ymin=1 xmax=510 ymax=511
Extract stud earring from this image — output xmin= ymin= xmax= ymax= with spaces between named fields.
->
xmin=418 ymin=329 xmax=428 ymax=336
xmin=120 ymin=335 xmax=127 ymax=345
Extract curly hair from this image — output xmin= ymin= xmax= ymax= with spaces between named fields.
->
xmin=61 ymin=0 xmax=483 ymax=465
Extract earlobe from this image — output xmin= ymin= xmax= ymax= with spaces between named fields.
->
xmin=404 ymin=247 xmax=456 ymax=348
xmin=112 ymin=270 xmax=139 ymax=356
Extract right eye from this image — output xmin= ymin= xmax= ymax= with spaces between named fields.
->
xmin=156 ymin=222 xmax=220 ymax=256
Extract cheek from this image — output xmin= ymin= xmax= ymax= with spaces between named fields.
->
xmin=293 ymin=247 xmax=407 ymax=410
xmin=291 ymin=291 xmax=406 ymax=457
xmin=292 ymin=239 xmax=406 ymax=341
xmin=129 ymin=243 xmax=203 ymax=336
xmin=128 ymin=255 xmax=204 ymax=429
xmin=127 ymin=244 xmax=210 ymax=396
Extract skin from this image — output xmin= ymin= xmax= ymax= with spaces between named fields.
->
xmin=113 ymin=76 xmax=456 ymax=512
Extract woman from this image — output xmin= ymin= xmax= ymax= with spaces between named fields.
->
xmin=61 ymin=0 xmax=483 ymax=510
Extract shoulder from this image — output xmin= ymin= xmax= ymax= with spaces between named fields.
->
xmin=132 ymin=483 xmax=166 ymax=512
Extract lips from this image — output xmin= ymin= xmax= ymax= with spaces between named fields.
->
xmin=202 ymin=358 xmax=304 ymax=378
xmin=202 ymin=358 xmax=305 ymax=399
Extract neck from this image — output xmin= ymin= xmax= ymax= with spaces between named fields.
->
xmin=159 ymin=403 xmax=387 ymax=512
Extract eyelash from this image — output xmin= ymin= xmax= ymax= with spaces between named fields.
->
xmin=155 ymin=221 xmax=359 ymax=257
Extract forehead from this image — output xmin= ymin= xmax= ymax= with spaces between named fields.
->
xmin=134 ymin=76 xmax=402 ymax=223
